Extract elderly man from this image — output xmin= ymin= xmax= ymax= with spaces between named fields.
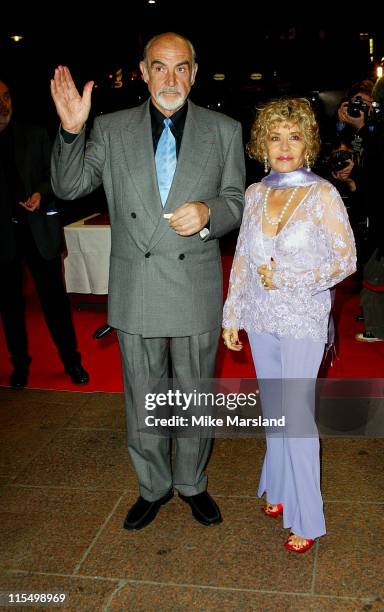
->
xmin=50 ymin=32 xmax=245 ymax=529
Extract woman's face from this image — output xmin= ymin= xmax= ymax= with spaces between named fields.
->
xmin=265 ymin=122 xmax=307 ymax=173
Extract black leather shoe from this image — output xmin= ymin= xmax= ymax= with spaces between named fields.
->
xmin=64 ymin=364 xmax=89 ymax=385
xmin=178 ymin=491 xmax=222 ymax=526
xmin=10 ymin=365 xmax=29 ymax=390
xmin=123 ymin=490 xmax=173 ymax=531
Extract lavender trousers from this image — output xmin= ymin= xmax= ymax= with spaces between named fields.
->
xmin=248 ymin=332 xmax=326 ymax=539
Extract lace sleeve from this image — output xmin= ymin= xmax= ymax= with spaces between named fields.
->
xmin=273 ymin=184 xmax=356 ymax=294
xmin=222 ymin=196 xmax=252 ymax=329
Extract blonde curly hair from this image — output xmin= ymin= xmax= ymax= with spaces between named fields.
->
xmin=247 ymin=98 xmax=321 ymax=166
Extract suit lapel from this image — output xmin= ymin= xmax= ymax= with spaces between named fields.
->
xmin=120 ymin=100 xmax=162 ymax=227
xmin=148 ymin=101 xmax=215 ymax=249
xmin=166 ymin=102 xmax=214 ymax=212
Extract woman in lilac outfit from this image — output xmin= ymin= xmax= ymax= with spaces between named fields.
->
xmin=222 ymin=98 xmax=356 ymax=552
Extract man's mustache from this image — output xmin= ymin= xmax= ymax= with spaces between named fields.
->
xmin=158 ymin=88 xmax=180 ymax=95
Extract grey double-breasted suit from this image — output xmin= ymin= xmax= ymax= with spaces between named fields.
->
xmin=51 ymin=98 xmax=245 ymax=500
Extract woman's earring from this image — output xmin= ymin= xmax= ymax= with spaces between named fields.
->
xmin=263 ymin=154 xmax=269 ymax=173
xmin=305 ymin=154 xmax=311 ymax=172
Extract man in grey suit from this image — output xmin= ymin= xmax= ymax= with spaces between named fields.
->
xmin=51 ymin=32 xmax=245 ymax=530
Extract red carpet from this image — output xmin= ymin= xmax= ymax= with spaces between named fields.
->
xmin=1 ymin=257 xmax=384 ymax=392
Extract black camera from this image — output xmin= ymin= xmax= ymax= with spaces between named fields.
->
xmin=329 ymin=149 xmax=352 ymax=172
xmin=347 ymin=95 xmax=369 ymax=118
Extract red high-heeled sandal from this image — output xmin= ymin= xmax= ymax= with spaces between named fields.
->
xmin=261 ymin=503 xmax=283 ymax=518
xmin=284 ymin=533 xmax=314 ymax=553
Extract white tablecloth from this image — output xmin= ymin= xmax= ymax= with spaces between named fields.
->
xmin=63 ymin=215 xmax=111 ymax=294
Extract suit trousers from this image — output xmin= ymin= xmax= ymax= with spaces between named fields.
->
xmin=0 ymin=223 xmax=81 ymax=369
xmin=248 ymin=332 xmax=326 ymax=539
xmin=117 ymin=327 xmax=221 ymax=501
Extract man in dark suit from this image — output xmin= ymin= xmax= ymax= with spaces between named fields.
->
xmin=0 ymin=79 xmax=89 ymax=389
xmin=50 ymin=33 xmax=245 ymax=529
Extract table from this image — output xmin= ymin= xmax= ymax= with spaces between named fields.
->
xmin=63 ymin=214 xmax=111 ymax=294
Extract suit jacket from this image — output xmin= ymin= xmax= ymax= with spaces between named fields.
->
xmin=0 ymin=121 xmax=62 ymax=262
xmin=51 ymin=100 xmax=245 ymax=336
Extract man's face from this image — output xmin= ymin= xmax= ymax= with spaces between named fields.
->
xmin=140 ymin=35 xmax=198 ymax=116
xmin=0 ymin=81 xmax=12 ymax=132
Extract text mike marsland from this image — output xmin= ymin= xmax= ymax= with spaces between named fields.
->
xmin=145 ymin=415 xmax=286 ymax=427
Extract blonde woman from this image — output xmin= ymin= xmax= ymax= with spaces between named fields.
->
xmin=223 ymin=98 xmax=356 ymax=552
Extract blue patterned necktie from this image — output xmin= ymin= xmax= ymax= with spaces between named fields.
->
xmin=155 ymin=117 xmax=177 ymax=206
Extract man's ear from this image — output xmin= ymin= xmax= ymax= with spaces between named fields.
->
xmin=139 ymin=61 xmax=148 ymax=83
xmin=191 ymin=63 xmax=198 ymax=85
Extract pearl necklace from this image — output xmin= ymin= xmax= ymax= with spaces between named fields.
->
xmin=262 ymin=186 xmax=298 ymax=226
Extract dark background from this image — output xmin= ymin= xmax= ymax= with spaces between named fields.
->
xmin=2 ymin=2 xmax=383 ymax=220
xmin=2 ymin=3 xmax=383 ymax=125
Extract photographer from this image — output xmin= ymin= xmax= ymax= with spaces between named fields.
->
xmin=330 ymin=79 xmax=384 ymax=261
xmin=355 ymin=77 xmax=384 ymax=342
xmin=327 ymin=139 xmax=368 ymax=259
xmin=336 ymin=80 xmax=374 ymax=167
xmin=363 ymin=76 xmax=384 ymax=249
xmin=329 ymin=141 xmax=357 ymax=195
xmin=319 ymin=78 xmax=384 ymax=342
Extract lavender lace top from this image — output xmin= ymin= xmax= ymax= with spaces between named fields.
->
xmin=222 ymin=179 xmax=357 ymax=341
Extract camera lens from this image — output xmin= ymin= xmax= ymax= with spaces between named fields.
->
xmin=330 ymin=150 xmax=351 ymax=172
xmin=347 ymin=102 xmax=361 ymax=118
xmin=347 ymin=96 xmax=368 ymax=118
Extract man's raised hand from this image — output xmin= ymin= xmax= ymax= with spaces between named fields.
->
xmin=50 ymin=66 xmax=94 ymax=134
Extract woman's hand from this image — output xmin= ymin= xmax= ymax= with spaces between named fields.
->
xmin=222 ymin=328 xmax=243 ymax=351
xmin=257 ymin=259 xmax=277 ymax=290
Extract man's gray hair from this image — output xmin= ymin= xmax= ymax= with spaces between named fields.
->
xmin=143 ymin=33 xmax=196 ymax=67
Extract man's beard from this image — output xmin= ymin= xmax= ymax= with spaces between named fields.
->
xmin=156 ymin=89 xmax=186 ymax=112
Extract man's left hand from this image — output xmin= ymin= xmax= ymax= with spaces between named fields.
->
xmin=338 ymin=101 xmax=365 ymax=130
xmin=168 ymin=202 xmax=209 ymax=236
xmin=19 ymin=192 xmax=41 ymax=212
xmin=332 ymin=160 xmax=356 ymax=192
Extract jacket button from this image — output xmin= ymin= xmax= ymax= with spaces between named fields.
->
xmin=178 ymin=254 xmax=185 ymax=260
xmin=131 ymin=212 xmax=137 ymax=218
xmin=145 ymin=252 xmax=151 ymax=258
